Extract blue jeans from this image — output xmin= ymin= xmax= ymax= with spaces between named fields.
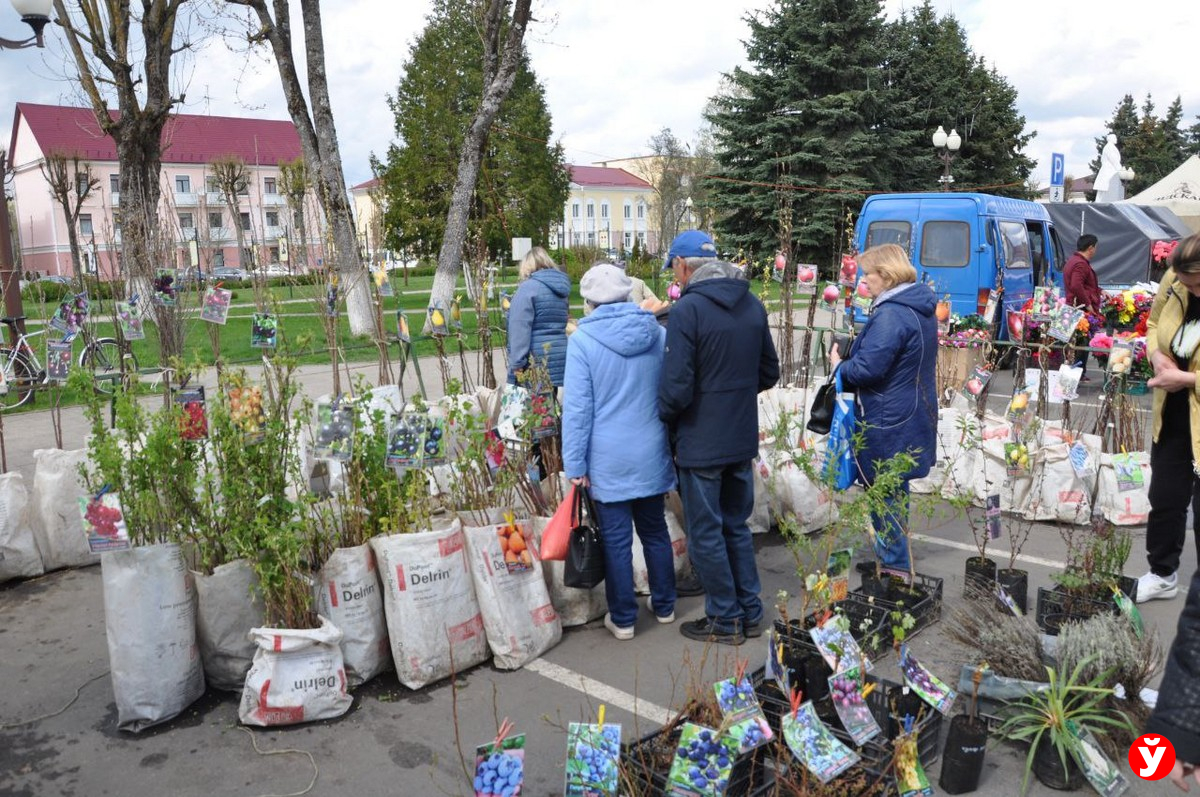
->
xmin=872 ymin=479 xmax=912 ymax=571
xmin=592 ymin=494 xmax=676 ymax=628
xmin=677 ymin=462 xmax=763 ymax=635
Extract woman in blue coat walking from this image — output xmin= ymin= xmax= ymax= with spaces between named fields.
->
xmin=831 ymin=244 xmax=938 ymax=571
xmin=562 ymin=263 xmax=678 ymax=640
xmin=507 ymin=247 xmax=570 ymax=386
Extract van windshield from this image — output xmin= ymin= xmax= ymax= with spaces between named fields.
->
xmin=865 ymin=221 xmax=910 ymax=249
xmin=920 ymin=220 xmax=969 ymax=267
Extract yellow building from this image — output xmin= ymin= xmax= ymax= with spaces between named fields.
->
xmin=561 ymin=165 xmax=658 ymax=255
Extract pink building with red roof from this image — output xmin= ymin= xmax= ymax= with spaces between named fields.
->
xmin=7 ymin=103 xmax=326 ymax=280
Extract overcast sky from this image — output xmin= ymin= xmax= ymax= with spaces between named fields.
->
xmin=3 ymin=0 xmax=1196 ymax=192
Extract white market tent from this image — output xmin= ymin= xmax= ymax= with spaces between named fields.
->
xmin=1124 ymin=154 xmax=1200 ymax=232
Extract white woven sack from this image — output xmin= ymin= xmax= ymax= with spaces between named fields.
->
xmin=370 ymin=518 xmax=488 ymax=689
xmin=0 ymin=472 xmax=43 ymax=583
xmin=529 ymin=516 xmax=606 ymax=627
xmin=239 ymin=615 xmax=352 ymax=727
xmin=30 ymin=448 xmax=98 ymax=571
xmin=1097 ymin=451 xmax=1152 ymax=526
xmin=1022 ymin=427 xmax=1100 ymax=525
xmin=314 ymin=543 xmax=391 ymax=687
xmin=757 ymin=451 xmax=838 ymax=534
xmin=102 ymin=543 xmax=206 ymax=732
xmin=463 ymin=521 xmax=561 ymax=669
xmin=194 ymin=559 xmax=264 ymax=691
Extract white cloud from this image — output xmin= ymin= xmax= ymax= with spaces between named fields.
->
xmin=3 ymin=0 xmax=1196 ymax=194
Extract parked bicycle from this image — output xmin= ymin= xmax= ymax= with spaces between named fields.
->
xmin=0 ymin=315 xmax=138 ymax=410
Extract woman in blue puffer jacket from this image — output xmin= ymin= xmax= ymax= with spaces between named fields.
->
xmin=562 ymin=263 xmax=677 ymax=641
xmin=507 ymin=247 xmax=571 ymax=386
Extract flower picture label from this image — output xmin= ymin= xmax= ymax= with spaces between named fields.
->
xmin=79 ymin=492 xmax=132 ymax=553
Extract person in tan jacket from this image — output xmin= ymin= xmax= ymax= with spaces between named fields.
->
xmin=1138 ymin=234 xmax=1200 ymax=602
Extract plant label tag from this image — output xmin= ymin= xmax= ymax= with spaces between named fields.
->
xmin=474 ymin=733 xmax=525 ymax=797
xmin=564 ymin=722 xmax=620 ymax=797
xmin=1053 ymin=365 xmax=1082 ymax=402
xmin=782 ymin=701 xmax=858 ymax=784
xmin=46 ymin=339 xmax=72 ymax=382
xmin=899 ymin=644 xmax=957 ymax=715
xmin=1106 ymin=340 xmax=1135 ymax=376
xmin=827 ymin=548 xmax=852 ymax=602
xmin=79 ymin=493 xmax=132 ymax=553
xmin=200 ymin=286 xmax=233 ymax=325
xmin=174 ymin=386 xmax=208 ymax=440
xmin=827 ymin=665 xmax=881 ymax=745
xmin=1006 ymin=309 xmax=1027 ymax=342
xmin=895 ymin=731 xmax=934 ymax=797
xmin=1069 ymin=441 xmax=1095 ymax=480
xmin=665 ymin=722 xmax=737 ymax=795
xmin=1004 ymin=443 xmax=1030 ymax=478
xmin=50 ymin=293 xmax=90 ymax=335
xmin=1030 ymin=286 xmax=1056 ymax=323
xmin=251 ymin=313 xmax=278 ymax=348
xmin=428 ymin=300 xmax=450 ymax=335
xmin=386 ymin=413 xmax=427 ymax=468
xmin=313 ymin=398 xmax=354 ymax=461
xmin=1112 ymin=453 xmax=1144 ymax=492
xmin=765 ymin=629 xmax=789 ymax=696
xmin=986 ymin=493 xmax=1002 ymax=539
xmin=1113 ymin=589 xmax=1144 ymax=638
xmin=994 ymin=583 xmax=1023 ymax=616
xmin=809 ymin=615 xmax=873 ymax=674
xmin=396 ymin=311 xmax=411 ymax=344
xmin=116 ymin=302 xmax=145 ymax=341
xmin=1048 ymin=303 xmax=1085 ymax=343
xmin=1067 ymin=721 xmax=1130 ymax=797
xmin=325 ymin=283 xmax=338 ymax=318
xmin=153 ymin=269 xmax=177 ymax=306
xmin=449 ymin=297 xmax=464 ymax=330
xmin=713 ymin=676 xmax=774 ymax=754
xmin=495 ymin=518 xmax=533 ymax=574
xmin=982 ymin=289 xmax=999 ymax=326
xmin=373 ymin=267 xmax=393 ymax=297
xmin=962 ymin=366 xmax=992 ymax=401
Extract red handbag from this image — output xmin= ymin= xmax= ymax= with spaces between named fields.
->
xmin=538 ymin=483 xmax=577 ymax=561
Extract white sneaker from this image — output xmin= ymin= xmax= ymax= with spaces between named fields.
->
xmin=604 ymin=613 xmax=635 ymax=640
xmin=646 ymin=596 xmax=675 ymax=624
xmin=1135 ymin=571 xmax=1179 ymax=603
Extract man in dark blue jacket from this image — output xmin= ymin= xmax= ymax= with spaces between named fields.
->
xmin=658 ymin=231 xmax=780 ymax=645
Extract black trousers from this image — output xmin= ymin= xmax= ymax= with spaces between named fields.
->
xmin=1146 ymin=396 xmax=1200 ymax=577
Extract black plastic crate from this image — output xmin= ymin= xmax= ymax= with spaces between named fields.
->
xmin=747 ymin=755 xmax=895 ymax=796
xmin=773 ymin=598 xmax=894 ymax=661
xmin=620 ymin=721 xmax=768 ymax=797
xmin=752 ymin=670 xmax=941 ymax=784
xmin=847 ymin=572 xmax=944 ymax=638
xmin=1034 ymin=574 xmax=1137 ymax=635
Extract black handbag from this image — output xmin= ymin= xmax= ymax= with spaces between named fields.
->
xmin=806 ymin=365 xmax=840 ymax=435
xmin=563 ymin=487 xmax=605 ymax=589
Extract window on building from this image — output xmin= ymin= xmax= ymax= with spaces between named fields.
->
xmin=109 ymin=174 xmax=119 ymax=193
xmin=79 ymin=214 xmax=93 ymax=236
xmin=600 ymin=202 xmax=609 ymax=219
xmin=208 ymin=211 xmax=222 ymax=229
xmin=624 ymin=202 xmax=632 ymax=220
xmin=76 ymin=174 xmax=90 ymax=197
xmin=179 ymin=212 xmax=194 ymax=229
xmin=176 ymin=175 xmax=191 ymax=193
xmin=242 ymin=247 xmax=256 ymax=265
xmin=586 ymin=202 xmax=595 ymax=219
xmin=573 ymin=232 xmax=583 ymax=246
xmin=206 ymin=177 xmax=219 ymax=194
xmin=240 ymin=212 xmax=252 ymax=231
xmin=587 ymin=232 xmax=595 ymax=245
xmin=266 ymin=211 xmax=279 ymax=228
xmin=264 ymin=177 xmax=277 ymax=195
xmin=237 ymin=180 xmax=249 ymax=196
xmin=269 ymin=246 xmax=280 ymax=262
xmin=112 ymin=211 xmax=122 ymax=232
xmin=624 ymin=232 xmax=632 ymax=248
xmin=637 ymin=203 xmax=645 ymax=219
xmin=572 ymin=202 xmax=580 ymax=219
xmin=213 ymin=252 xmax=225 ymax=268
xmin=637 ymin=232 xmax=646 ymax=246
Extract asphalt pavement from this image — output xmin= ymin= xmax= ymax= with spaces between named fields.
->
xmin=0 ymin=337 xmax=1191 ymax=797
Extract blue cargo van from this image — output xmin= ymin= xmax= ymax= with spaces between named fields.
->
xmin=854 ymin=192 xmax=1065 ymax=331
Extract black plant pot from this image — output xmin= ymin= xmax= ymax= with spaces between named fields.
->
xmin=964 ymin=557 xmax=997 ymax=597
xmin=997 ymin=568 xmax=1029 ymax=614
xmin=1032 ymin=737 xmax=1087 ymax=790
xmin=886 ymin=684 xmax=925 ymax=741
xmin=939 ymin=715 xmax=988 ymax=794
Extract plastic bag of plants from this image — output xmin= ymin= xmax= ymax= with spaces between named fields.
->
xmin=194 ymin=559 xmax=265 ymax=691
xmin=29 ymin=448 xmax=98 ymax=571
xmin=370 ymin=518 xmax=489 ymax=688
xmin=463 ymin=517 xmax=562 ymax=669
xmin=103 ymin=543 xmax=206 ymax=731
xmin=239 ymin=615 xmax=352 ymax=727
xmin=0 ymin=472 xmax=44 ymax=583
xmin=313 ymin=543 xmax=391 ymax=686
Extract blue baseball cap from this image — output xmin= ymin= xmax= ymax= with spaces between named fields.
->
xmin=663 ymin=230 xmax=717 ymax=270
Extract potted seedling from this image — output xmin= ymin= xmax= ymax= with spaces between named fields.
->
xmin=996 ymin=512 xmax=1033 ymax=615
xmin=1038 ymin=520 xmax=1134 ymax=634
xmin=938 ymin=665 xmax=989 ymax=794
xmin=995 ymin=656 xmax=1133 ymax=793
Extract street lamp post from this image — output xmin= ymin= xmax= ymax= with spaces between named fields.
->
xmin=1 ymin=0 xmax=54 ymax=343
xmin=932 ymin=125 xmax=962 ymax=191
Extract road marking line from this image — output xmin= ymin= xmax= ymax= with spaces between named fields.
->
xmin=912 ymin=533 xmax=1067 ymax=569
xmin=525 ymin=658 xmax=673 ymax=725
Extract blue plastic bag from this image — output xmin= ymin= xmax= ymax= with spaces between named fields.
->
xmin=823 ymin=372 xmax=857 ymax=491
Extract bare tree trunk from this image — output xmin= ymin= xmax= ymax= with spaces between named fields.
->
xmin=231 ymin=0 xmax=373 ymax=335
xmin=428 ymin=0 xmax=532 ymax=319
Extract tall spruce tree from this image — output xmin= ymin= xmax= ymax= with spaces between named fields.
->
xmin=707 ymin=0 xmax=886 ymax=267
xmin=373 ymin=0 xmax=568 ymax=262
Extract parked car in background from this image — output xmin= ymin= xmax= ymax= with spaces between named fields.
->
xmin=262 ymin=264 xmax=290 ymax=278
xmin=39 ymin=275 xmax=72 ymax=286
xmin=212 ymin=267 xmax=249 ymax=281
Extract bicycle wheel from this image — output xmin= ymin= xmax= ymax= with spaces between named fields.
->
xmin=81 ymin=338 xmax=137 ymax=394
xmin=0 ymin=348 xmax=37 ymax=410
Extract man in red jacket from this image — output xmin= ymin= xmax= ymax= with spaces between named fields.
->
xmin=1063 ymin=234 xmax=1101 ymax=380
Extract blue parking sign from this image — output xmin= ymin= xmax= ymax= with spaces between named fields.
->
xmin=1050 ymin=153 xmax=1065 ymax=187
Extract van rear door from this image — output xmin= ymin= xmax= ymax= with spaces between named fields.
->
xmin=913 ymin=196 xmax=980 ymax=316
